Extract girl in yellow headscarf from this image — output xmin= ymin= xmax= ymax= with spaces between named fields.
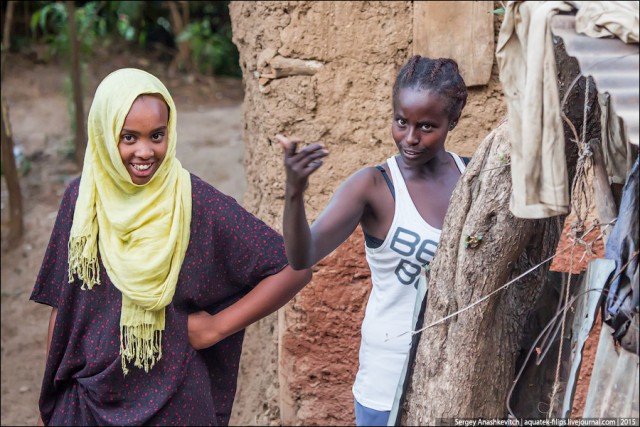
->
xmin=31 ymin=68 xmax=311 ymax=426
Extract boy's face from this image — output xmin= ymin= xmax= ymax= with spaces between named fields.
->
xmin=118 ymin=95 xmax=169 ymax=185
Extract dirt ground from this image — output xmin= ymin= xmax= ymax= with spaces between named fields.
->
xmin=0 ymin=51 xmax=248 ymax=426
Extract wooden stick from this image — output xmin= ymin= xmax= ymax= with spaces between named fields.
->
xmin=1 ymin=96 xmax=24 ymax=244
xmin=261 ymin=56 xmax=323 ymax=81
xmin=589 ymin=138 xmax=617 ymax=241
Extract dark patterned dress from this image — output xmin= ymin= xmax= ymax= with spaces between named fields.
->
xmin=30 ymin=174 xmax=288 ymax=426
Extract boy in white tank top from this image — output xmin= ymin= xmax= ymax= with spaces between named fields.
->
xmin=277 ymin=55 xmax=469 ymax=426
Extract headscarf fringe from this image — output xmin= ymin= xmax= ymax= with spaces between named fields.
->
xmin=68 ymin=235 xmax=100 ymax=290
xmin=120 ymin=324 xmax=163 ymax=376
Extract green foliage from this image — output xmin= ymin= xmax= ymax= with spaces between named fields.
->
xmin=26 ymin=1 xmax=240 ymax=77
xmin=491 ymin=7 xmax=505 ymax=15
xmin=177 ymin=19 xmax=240 ymax=77
xmin=61 ymin=65 xmax=90 ymax=161
xmin=111 ymin=1 xmax=144 ymax=42
xmin=30 ymin=1 xmax=112 ymax=61
xmin=176 ymin=2 xmax=241 ymax=77
xmin=497 ymin=151 xmax=511 ymax=165
xmin=19 ymin=158 xmax=32 ymax=177
xmin=463 ymin=233 xmax=484 ymax=249
xmin=77 ymin=3 xmax=110 ymax=38
xmin=30 ymin=1 xmax=69 ymax=60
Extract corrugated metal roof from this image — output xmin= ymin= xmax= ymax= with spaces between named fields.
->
xmin=551 ymin=14 xmax=639 ymax=146
xmin=582 ymin=322 xmax=640 ymax=418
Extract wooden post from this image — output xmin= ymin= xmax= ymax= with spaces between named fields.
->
xmin=1 ymin=1 xmax=23 ymax=244
xmin=167 ymin=1 xmax=193 ymax=75
xmin=588 ymin=139 xmax=617 ymax=241
xmin=413 ymin=1 xmax=494 ymax=86
xmin=1 ymin=1 xmax=16 ymax=80
xmin=1 ymin=96 xmax=24 ymax=244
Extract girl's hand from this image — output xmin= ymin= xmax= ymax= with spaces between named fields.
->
xmin=188 ymin=311 xmax=223 ymax=350
xmin=276 ymin=134 xmax=328 ymax=197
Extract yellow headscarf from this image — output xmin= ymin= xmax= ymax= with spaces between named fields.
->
xmin=67 ymin=68 xmax=192 ymax=375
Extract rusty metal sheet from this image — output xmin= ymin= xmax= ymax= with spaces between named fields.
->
xmin=551 ymin=14 xmax=639 ymax=146
xmin=582 ymin=323 xmax=640 ymax=418
xmin=562 ymin=259 xmax=616 ymax=418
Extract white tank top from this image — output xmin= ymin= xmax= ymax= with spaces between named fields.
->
xmin=352 ymin=153 xmax=466 ymax=411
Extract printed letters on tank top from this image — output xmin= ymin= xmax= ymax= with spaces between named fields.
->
xmin=390 ymin=227 xmax=437 ymax=288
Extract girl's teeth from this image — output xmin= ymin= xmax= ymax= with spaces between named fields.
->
xmin=133 ymin=164 xmax=151 ymax=171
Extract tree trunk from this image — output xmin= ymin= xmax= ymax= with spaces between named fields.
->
xmin=66 ymin=0 xmax=86 ymax=167
xmin=400 ymin=121 xmax=561 ymax=423
xmin=1 ymin=0 xmax=16 ymax=80
xmin=1 ymin=96 xmax=23 ymax=244
xmin=1 ymin=1 xmax=23 ymax=245
xmin=167 ymin=1 xmax=192 ymax=76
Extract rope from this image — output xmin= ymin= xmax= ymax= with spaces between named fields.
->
xmin=505 ymin=287 xmax=604 ymax=419
xmin=387 ymin=220 xmax=614 ymax=342
xmin=548 ymin=77 xmax=593 ymax=417
xmin=548 ymin=239 xmax=575 ymax=416
xmin=506 ymin=247 xmax=638 ymax=419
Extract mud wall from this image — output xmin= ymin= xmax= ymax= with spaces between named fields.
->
xmin=229 ymin=1 xmax=506 ymax=425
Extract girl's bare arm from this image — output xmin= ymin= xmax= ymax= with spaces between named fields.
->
xmin=277 ymin=134 xmax=372 ymax=269
xmin=188 ymin=265 xmax=311 ymax=350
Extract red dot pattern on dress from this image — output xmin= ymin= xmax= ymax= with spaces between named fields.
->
xmin=31 ymin=174 xmax=289 ymax=426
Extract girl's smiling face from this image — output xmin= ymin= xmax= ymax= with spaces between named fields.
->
xmin=118 ymin=95 xmax=169 ymax=185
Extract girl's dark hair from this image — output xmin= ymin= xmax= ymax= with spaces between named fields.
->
xmin=392 ymin=55 xmax=468 ymax=121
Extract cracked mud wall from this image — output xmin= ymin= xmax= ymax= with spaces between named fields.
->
xmin=228 ymin=2 xmax=506 ymax=425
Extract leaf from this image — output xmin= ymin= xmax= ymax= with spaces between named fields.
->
xmin=125 ymin=27 xmax=135 ymax=42
xmin=175 ymin=29 xmax=193 ymax=43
